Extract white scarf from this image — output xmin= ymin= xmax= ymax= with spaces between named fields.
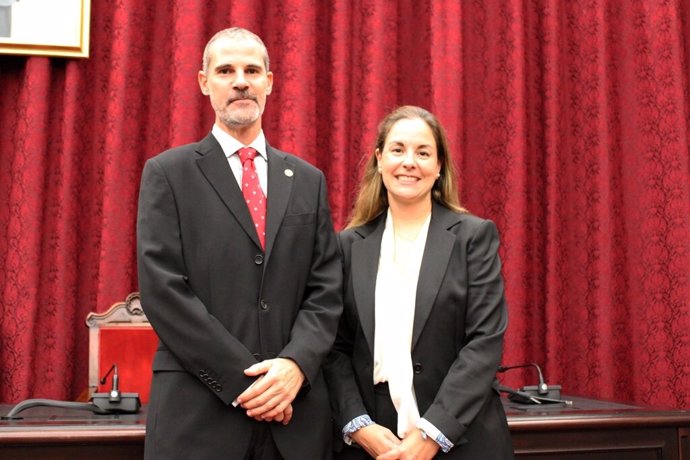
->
xmin=373 ymin=210 xmax=431 ymax=437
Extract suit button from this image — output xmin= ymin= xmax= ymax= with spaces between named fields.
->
xmin=260 ymin=300 xmax=269 ymax=311
xmin=254 ymin=254 xmax=264 ymax=265
xmin=213 ymin=384 xmax=222 ymax=392
xmin=199 ymin=370 xmax=208 ymax=377
xmin=413 ymin=363 xmax=423 ymax=374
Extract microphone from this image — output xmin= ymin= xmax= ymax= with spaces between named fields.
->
xmin=99 ymin=364 xmax=121 ymax=402
xmin=91 ymin=362 xmax=141 ymax=413
xmin=497 ymin=362 xmax=565 ymax=403
xmin=1 ymin=362 xmax=141 ymax=420
xmin=498 ymin=363 xmax=549 ymax=395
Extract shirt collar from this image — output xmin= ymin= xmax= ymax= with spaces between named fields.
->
xmin=211 ymin=124 xmax=268 ymax=160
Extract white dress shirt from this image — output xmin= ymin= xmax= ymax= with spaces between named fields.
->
xmin=212 ymin=124 xmax=268 ymax=195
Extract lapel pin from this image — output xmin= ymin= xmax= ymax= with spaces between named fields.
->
xmin=284 ymin=169 xmax=294 ymax=177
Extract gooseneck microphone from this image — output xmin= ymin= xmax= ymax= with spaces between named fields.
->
xmin=100 ymin=364 xmax=121 ymax=402
xmin=498 ymin=363 xmax=549 ymax=395
xmin=497 ymin=362 xmax=569 ymax=405
xmin=1 ymin=362 xmax=140 ymax=420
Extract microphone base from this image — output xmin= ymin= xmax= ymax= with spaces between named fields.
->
xmin=91 ymin=393 xmax=141 ymax=414
xmin=520 ymin=384 xmax=561 ymax=400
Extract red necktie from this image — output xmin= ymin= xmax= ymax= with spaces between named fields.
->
xmin=238 ymin=147 xmax=266 ymax=249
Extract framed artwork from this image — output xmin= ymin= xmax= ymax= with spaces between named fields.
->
xmin=0 ymin=0 xmax=90 ymax=58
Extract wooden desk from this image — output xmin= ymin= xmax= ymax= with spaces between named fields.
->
xmin=1 ymin=397 xmax=689 ymax=459
xmin=505 ymin=395 xmax=690 ymax=459
xmin=0 ymin=404 xmax=145 ymax=460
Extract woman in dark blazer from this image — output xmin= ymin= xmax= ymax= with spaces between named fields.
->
xmin=324 ymin=106 xmax=513 ymax=459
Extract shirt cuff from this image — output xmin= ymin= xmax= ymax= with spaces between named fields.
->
xmin=342 ymin=414 xmax=374 ymax=445
xmin=232 ymin=381 xmax=254 ymax=407
xmin=416 ymin=418 xmax=454 ymax=453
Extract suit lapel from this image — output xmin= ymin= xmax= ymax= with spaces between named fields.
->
xmin=195 ymin=134 xmax=262 ymax=249
xmin=351 ymin=215 xmax=385 ymax=354
xmin=264 ymin=146 xmax=293 ymax=261
xmin=411 ymin=203 xmax=460 ymax=349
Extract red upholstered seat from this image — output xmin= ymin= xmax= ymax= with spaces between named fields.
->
xmin=86 ymin=292 xmax=158 ymax=403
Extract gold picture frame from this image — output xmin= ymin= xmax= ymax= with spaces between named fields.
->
xmin=0 ymin=0 xmax=90 ymax=58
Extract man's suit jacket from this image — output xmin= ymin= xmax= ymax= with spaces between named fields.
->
xmin=324 ymin=203 xmax=513 ymax=459
xmin=137 ymin=133 xmax=342 ymax=460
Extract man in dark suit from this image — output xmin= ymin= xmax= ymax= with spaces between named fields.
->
xmin=137 ymin=27 xmax=342 ymax=460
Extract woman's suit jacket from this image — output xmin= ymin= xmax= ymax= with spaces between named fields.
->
xmin=324 ymin=202 xmax=513 ymax=459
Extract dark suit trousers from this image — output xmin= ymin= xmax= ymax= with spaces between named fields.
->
xmin=245 ymin=422 xmax=283 ymax=460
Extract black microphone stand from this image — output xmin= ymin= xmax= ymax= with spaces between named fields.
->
xmin=498 ymin=363 xmax=571 ymax=405
xmin=2 ymin=363 xmax=141 ymax=420
xmin=90 ymin=364 xmax=140 ymax=413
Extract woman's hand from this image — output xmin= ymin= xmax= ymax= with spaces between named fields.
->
xmin=351 ymin=423 xmax=401 ymax=458
xmin=376 ymin=428 xmax=440 ymax=460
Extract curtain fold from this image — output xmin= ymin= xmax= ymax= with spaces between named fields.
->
xmin=1 ymin=0 xmax=688 ymax=409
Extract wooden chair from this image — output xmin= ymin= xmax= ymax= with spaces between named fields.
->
xmin=85 ymin=292 xmax=158 ymax=404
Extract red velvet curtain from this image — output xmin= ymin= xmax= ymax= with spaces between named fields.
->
xmin=1 ymin=0 xmax=689 ymax=409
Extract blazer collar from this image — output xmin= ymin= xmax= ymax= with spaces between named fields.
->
xmin=350 ymin=213 xmax=386 ymax=353
xmin=412 ymin=203 xmax=459 ymax=348
xmin=350 ymin=203 xmax=461 ymax=352
xmin=264 ymin=147 xmax=293 ymax=261
xmin=194 ymin=133 xmax=293 ymax=256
